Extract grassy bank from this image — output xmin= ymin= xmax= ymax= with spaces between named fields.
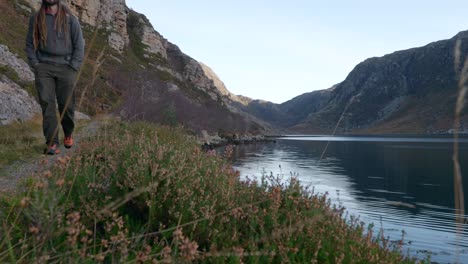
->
xmin=0 ymin=117 xmax=91 ymax=170
xmin=0 ymin=121 xmax=422 ymax=263
xmin=0 ymin=116 xmax=44 ymax=169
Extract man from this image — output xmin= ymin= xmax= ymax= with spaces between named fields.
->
xmin=25 ymin=0 xmax=84 ymax=155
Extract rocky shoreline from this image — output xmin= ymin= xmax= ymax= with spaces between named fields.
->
xmin=199 ymin=130 xmax=276 ymax=151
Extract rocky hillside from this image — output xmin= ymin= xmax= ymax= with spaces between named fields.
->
xmin=0 ymin=43 xmax=39 ymax=125
xmin=259 ymin=31 xmax=468 ymax=134
xmin=320 ymin=31 xmax=467 ymax=134
xmin=226 ymin=86 xmax=334 ymax=131
xmin=0 ymin=0 xmax=268 ymax=134
xmin=3 ymin=0 xmax=467 ymax=135
xmin=279 ymin=86 xmax=335 ymax=128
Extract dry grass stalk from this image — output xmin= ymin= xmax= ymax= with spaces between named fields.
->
xmin=77 ymin=48 xmax=106 ymax=111
xmin=453 ymin=39 xmax=467 ymax=264
xmin=453 ymin=39 xmax=467 ymax=224
xmin=319 ymin=94 xmax=359 ymax=161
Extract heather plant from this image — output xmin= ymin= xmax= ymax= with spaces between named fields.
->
xmin=0 ymin=121 xmax=423 ymax=263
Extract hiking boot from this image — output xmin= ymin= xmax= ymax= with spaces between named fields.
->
xmin=45 ymin=144 xmax=61 ymax=155
xmin=64 ymin=136 xmax=74 ymax=149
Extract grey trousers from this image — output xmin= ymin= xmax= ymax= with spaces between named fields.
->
xmin=35 ymin=63 xmax=77 ymax=145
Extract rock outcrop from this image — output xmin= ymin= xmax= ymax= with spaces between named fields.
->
xmin=0 ymin=77 xmax=40 ymax=125
xmin=137 ymin=16 xmax=167 ymax=58
xmin=0 ymin=44 xmax=39 ymax=125
xmin=127 ymin=11 xmax=242 ymax=106
xmin=0 ymin=45 xmax=34 ymax=82
xmin=199 ymin=62 xmax=232 ymax=98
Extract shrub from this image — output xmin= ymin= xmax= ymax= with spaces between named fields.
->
xmin=0 ymin=121 xmax=421 ymax=263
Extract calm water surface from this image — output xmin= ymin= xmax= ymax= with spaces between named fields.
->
xmin=231 ymin=136 xmax=468 ymax=264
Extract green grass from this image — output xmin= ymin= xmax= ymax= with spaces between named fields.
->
xmin=0 ymin=120 xmax=424 ymax=263
xmin=0 ymin=117 xmax=44 ymax=169
xmin=0 ymin=118 xmax=91 ymax=170
xmin=0 ymin=0 xmax=30 ymax=60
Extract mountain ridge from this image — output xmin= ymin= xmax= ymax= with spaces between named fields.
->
xmin=243 ymin=30 xmax=468 ymax=134
xmin=1 ymin=0 xmax=467 ymax=135
xmin=0 ymin=0 xmax=269 ymax=134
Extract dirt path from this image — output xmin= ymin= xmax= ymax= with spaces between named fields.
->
xmin=0 ymin=117 xmax=106 ymax=194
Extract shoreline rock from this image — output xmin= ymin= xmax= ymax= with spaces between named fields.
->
xmin=199 ymin=130 xmax=276 ymax=151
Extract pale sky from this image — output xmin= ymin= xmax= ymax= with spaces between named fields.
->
xmin=126 ymin=1 xmax=468 ymax=103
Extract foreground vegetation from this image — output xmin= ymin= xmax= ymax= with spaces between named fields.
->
xmin=0 ymin=121 xmax=422 ymax=263
xmin=0 ymin=116 xmax=44 ymax=169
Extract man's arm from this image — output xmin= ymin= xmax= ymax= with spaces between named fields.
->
xmin=69 ymin=16 xmax=85 ymax=71
xmin=25 ymin=15 xmax=39 ymax=68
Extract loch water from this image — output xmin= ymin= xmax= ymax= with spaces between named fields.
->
xmin=231 ymin=135 xmax=468 ymax=263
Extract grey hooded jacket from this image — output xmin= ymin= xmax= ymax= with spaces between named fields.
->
xmin=25 ymin=13 xmax=85 ymax=71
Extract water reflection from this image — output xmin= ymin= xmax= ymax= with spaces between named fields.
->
xmin=231 ymin=137 xmax=468 ymax=263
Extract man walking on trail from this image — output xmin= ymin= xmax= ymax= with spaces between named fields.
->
xmin=25 ymin=0 xmax=84 ymax=155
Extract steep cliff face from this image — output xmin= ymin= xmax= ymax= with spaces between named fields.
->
xmin=1 ymin=0 xmax=267 ymax=133
xmin=120 ymin=9 xmax=269 ymax=132
xmin=198 ymin=62 xmax=231 ymax=99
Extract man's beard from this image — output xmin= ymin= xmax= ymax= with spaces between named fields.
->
xmin=43 ymin=0 xmax=59 ymax=7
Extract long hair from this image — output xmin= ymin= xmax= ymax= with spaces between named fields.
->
xmin=33 ymin=0 xmax=72 ymax=50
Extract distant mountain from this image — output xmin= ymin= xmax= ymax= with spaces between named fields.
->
xmin=297 ymin=31 xmax=468 ymax=134
xmin=2 ymin=0 xmax=467 ymax=135
xmin=279 ymin=86 xmax=335 ymax=127
xmin=223 ymin=86 xmax=334 ymax=131
xmin=243 ymin=31 xmax=468 ymax=134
